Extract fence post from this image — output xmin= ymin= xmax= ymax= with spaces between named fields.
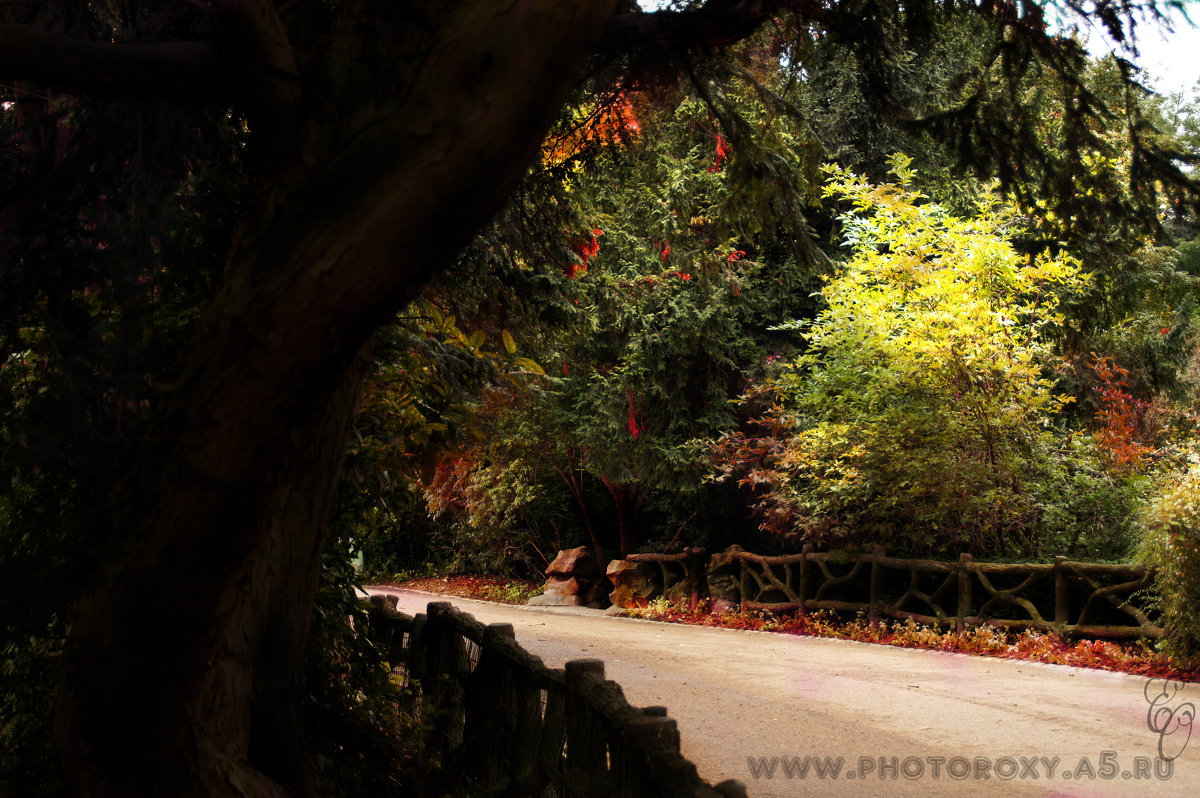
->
xmin=565 ymin=659 xmax=608 ymax=795
xmin=798 ymin=543 xmax=812 ymax=616
xmin=1054 ymin=555 xmax=1069 ymax=628
xmin=622 ymin=716 xmax=681 ymax=796
xmin=687 ymin=547 xmax=708 ymax=611
xmin=423 ymin=602 xmax=455 ymax=760
xmin=738 ymin=557 xmax=747 ymax=614
xmin=463 ymin=623 xmax=517 ymax=785
xmin=869 ymin=545 xmax=885 ymax=627
xmin=956 ymin=555 xmax=972 ymax=634
xmin=510 ymin=671 xmax=544 ymax=791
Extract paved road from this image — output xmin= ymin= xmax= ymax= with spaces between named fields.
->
xmin=369 ymin=588 xmax=1198 ymax=797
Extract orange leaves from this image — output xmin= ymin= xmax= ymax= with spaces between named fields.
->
xmin=1091 ymin=355 xmax=1156 ymax=473
xmin=624 ymin=603 xmax=1191 ymax=680
xmin=542 ymin=94 xmax=640 ymax=166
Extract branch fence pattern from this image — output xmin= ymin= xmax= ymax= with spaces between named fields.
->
xmin=362 ymin=597 xmax=747 ymax=798
xmin=628 ymin=545 xmax=1161 ymax=639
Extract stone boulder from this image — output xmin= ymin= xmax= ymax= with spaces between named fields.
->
xmin=546 ymin=546 xmax=599 ymax=579
xmin=526 ymin=576 xmax=586 ymax=607
xmin=605 ymin=559 xmax=659 ymax=609
xmin=526 ymin=546 xmax=610 ymax=608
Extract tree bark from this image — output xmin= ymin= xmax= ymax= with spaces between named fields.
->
xmin=51 ymin=2 xmax=618 ymax=796
xmin=600 ymin=478 xmax=643 ymax=558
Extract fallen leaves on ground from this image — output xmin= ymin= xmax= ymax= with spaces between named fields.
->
xmin=377 ymin=575 xmax=1198 ymax=681
xmin=378 ymin=575 xmax=542 ymax=604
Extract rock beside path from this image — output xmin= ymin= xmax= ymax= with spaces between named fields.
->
xmin=526 ymin=546 xmax=610 ymax=608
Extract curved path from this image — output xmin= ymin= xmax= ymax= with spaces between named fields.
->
xmin=369 ymin=588 xmax=1197 ymax=798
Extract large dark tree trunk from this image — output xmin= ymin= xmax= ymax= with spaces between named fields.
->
xmin=55 ymin=338 xmax=373 ymax=797
xmin=48 ymin=2 xmax=617 ymax=795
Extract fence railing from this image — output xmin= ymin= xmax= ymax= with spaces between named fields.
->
xmin=362 ymin=596 xmax=747 ymax=798
xmin=627 ymin=545 xmax=1162 ymax=640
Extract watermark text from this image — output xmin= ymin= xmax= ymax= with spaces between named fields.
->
xmin=746 ymin=753 xmax=1174 ymax=782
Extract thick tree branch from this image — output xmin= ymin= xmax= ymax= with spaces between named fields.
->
xmin=601 ymin=0 xmax=819 ymax=53
xmin=0 ymin=22 xmax=227 ymax=100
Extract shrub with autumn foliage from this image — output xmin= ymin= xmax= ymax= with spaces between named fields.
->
xmin=1090 ymin=354 xmax=1161 ymax=473
xmin=710 ymin=157 xmax=1143 ymax=558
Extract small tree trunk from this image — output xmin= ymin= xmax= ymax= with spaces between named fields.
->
xmin=601 ymin=478 xmax=641 ymax=557
xmin=554 ymin=461 xmax=608 ymax=565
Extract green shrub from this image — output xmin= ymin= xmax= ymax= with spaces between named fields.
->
xmin=0 ymin=631 xmax=64 ymax=798
xmin=1140 ymin=458 xmax=1200 ymax=659
xmin=481 ymin=581 xmax=543 ymax=604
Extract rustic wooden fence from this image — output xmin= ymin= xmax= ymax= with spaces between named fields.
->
xmin=628 ymin=545 xmax=1162 ymax=640
xmin=362 ymin=596 xmax=748 ymax=798
xmin=626 ymin=548 xmax=710 ymax=610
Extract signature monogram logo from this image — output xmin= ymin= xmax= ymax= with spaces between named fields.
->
xmin=1145 ymin=678 xmax=1195 ymax=762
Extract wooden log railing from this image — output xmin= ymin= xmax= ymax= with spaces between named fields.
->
xmin=362 ymin=596 xmax=748 ymax=798
xmin=626 ymin=547 xmax=709 ymax=610
xmin=629 ymin=546 xmax=1162 ymax=640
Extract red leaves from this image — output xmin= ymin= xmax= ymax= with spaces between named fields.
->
xmin=625 ymin=602 xmax=1196 ymax=681
xmin=660 ymin=241 xmax=670 ymax=261
xmin=618 ymin=270 xmax=690 ymax=290
xmin=627 ymin=390 xmax=641 ymax=440
xmin=565 ymin=228 xmax=603 ymax=278
xmin=1091 ymin=355 xmax=1155 ymax=473
xmin=707 ymin=134 xmax=730 ymax=172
